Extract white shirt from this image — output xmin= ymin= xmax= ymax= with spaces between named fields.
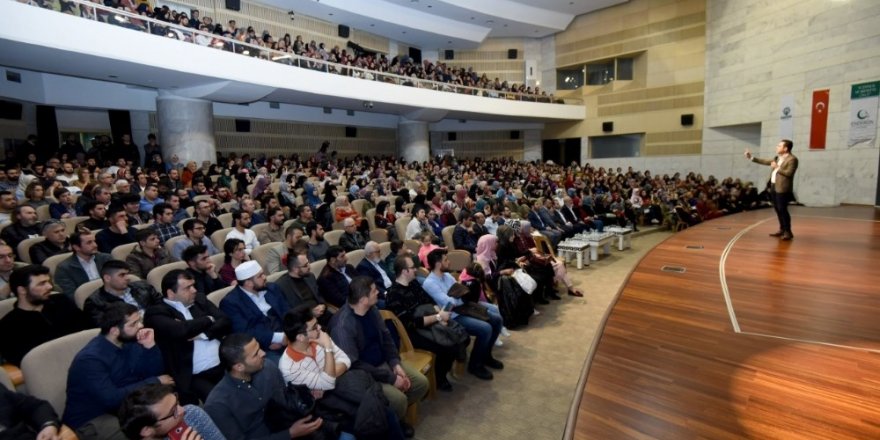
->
xmin=771 ymin=154 xmax=787 ymax=184
xmin=77 ymin=255 xmax=100 ymax=281
xmin=163 ymin=299 xmax=221 ymax=374
xmin=241 ymin=287 xmax=284 ymax=344
xmin=369 ymin=259 xmax=392 ymax=288
xmin=405 ymin=218 xmax=426 ymax=240
xmin=226 ymin=228 xmax=260 ymax=255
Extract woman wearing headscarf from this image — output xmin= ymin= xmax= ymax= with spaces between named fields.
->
xmin=515 ymin=221 xmax=584 ymax=298
xmin=459 ymin=262 xmax=510 ymax=342
xmin=493 ymin=225 xmax=536 ymax=327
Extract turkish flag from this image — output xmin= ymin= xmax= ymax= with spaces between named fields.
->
xmin=810 ymin=89 xmax=830 ymax=149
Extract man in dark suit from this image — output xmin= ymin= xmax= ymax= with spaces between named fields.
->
xmin=526 ymin=200 xmax=561 ymax=246
xmin=317 ymin=245 xmax=356 ymax=308
xmin=144 ymin=269 xmax=231 ymax=404
xmin=272 ymin=251 xmax=331 ymax=326
xmin=54 ymin=230 xmax=113 ymax=298
xmin=356 ymin=241 xmax=393 ymax=304
xmin=746 ymin=139 xmax=799 ymax=240
xmin=218 ymin=261 xmax=290 ymax=363
xmin=338 ymin=217 xmax=368 ymax=252
xmin=82 ymin=260 xmax=162 ymax=326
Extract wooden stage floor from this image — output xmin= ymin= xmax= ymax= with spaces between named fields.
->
xmin=567 ymin=206 xmax=880 ymax=440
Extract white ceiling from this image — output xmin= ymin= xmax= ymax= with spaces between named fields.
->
xmin=254 ymin=0 xmax=627 ymax=49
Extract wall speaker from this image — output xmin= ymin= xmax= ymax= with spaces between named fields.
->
xmin=345 ymin=126 xmax=357 ymax=138
xmin=681 ymin=114 xmax=694 ymax=126
xmin=510 ymin=130 xmax=520 ymax=140
xmin=448 ymin=132 xmax=457 ymax=141
xmin=444 ymin=50 xmax=454 ymax=60
xmin=338 ymin=25 xmax=350 ymax=39
xmin=225 ymin=0 xmax=240 ymax=11
xmin=0 ymin=100 xmax=23 ymax=120
xmin=507 ymin=49 xmax=518 ymax=59
xmin=602 ymin=122 xmax=613 ymax=132
xmin=234 ymin=119 xmax=250 ymax=132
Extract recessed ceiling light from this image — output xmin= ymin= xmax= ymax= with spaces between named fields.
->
xmin=108 ymin=75 xmax=118 ymax=79
xmin=370 ymin=23 xmax=374 ymax=26
xmin=427 ymin=5 xmax=431 ymax=7
xmin=470 ymin=17 xmax=474 ymax=20
xmin=328 ymin=13 xmax=333 ymax=15
xmin=486 ymin=19 xmax=494 ymax=23
xmin=402 ymin=31 xmax=406 ymax=34
xmin=503 ymin=24 xmax=508 ymax=27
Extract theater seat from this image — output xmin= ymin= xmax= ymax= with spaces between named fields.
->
xmin=379 ymin=310 xmax=436 ymax=423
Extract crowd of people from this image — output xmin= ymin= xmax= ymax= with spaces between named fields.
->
xmin=23 ymin=0 xmax=557 ymax=102
xmin=0 ymin=131 xmax=772 ymax=439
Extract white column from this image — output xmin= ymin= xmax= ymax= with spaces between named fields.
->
xmin=155 ymin=91 xmax=216 ymax=165
xmin=398 ymin=119 xmax=429 ymax=163
xmin=523 ymin=129 xmax=542 ymax=162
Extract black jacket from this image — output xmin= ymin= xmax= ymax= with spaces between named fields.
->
xmin=82 ymin=281 xmax=163 ymax=326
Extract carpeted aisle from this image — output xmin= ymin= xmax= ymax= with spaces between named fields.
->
xmin=412 ymin=231 xmax=672 ymax=440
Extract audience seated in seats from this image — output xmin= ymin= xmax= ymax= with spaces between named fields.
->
xmin=0 ymin=264 xmax=90 ymax=366
xmin=385 ymin=239 xmax=420 ymax=281
xmin=118 ymin=383 xmax=226 ymax=440
xmin=451 ymin=210 xmax=480 ymax=254
xmin=385 ymin=255 xmax=467 ymax=392
xmin=273 ymin=251 xmax=332 ymax=327
xmin=373 ymin=200 xmax=398 ymax=240
xmin=204 ymin=333 xmax=331 ymax=440
xmin=526 ymin=200 xmax=562 ymax=247
xmin=50 ymin=187 xmax=77 ymax=220
xmin=166 ymin=193 xmax=190 ymax=224
xmin=356 ymin=241 xmax=394 ymax=301
xmin=334 ymin=195 xmax=369 ymax=233
xmin=329 ymin=277 xmax=427 ymax=437
xmin=507 ymin=221 xmax=561 ymax=304
xmin=280 ymin=304 xmax=405 ymax=440
xmin=182 ymin=244 xmax=229 ymax=296
xmin=126 ymin=228 xmax=175 ymax=280
xmin=257 ymin=206 xmax=286 ymax=244
xmin=1 ymin=206 xmax=41 ymax=259
xmin=64 ymin=302 xmax=171 ymax=440
xmin=96 ymin=204 xmax=138 ymax=254
xmin=0 ymin=244 xmax=14 ymax=299
xmin=317 ymin=245 xmax=356 ymax=308
xmin=238 ymin=196 xmax=266 ymax=226
xmin=54 ymin=230 xmax=113 ymax=298
xmin=264 ymin=224 xmax=306 ymax=274
xmin=144 ymin=269 xmax=231 ymax=405
xmin=0 ymin=379 xmax=64 ymax=439
xmin=289 ymin=204 xmax=315 ymax=236
xmin=119 ymin=193 xmax=150 ymax=227
xmin=338 ymin=217 xmax=369 ymax=252
xmin=172 ymin=218 xmax=220 ymax=261
xmin=405 ymin=208 xmax=429 ymax=240
xmin=218 ymin=238 xmax=247 ymax=285
xmin=83 ymin=259 xmax=163 ymax=327
xmin=305 ymin=220 xmax=328 ymax=263
xmin=149 ymin=203 xmax=181 ymax=246
xmin=29 ymin=219 xmax=71 ymax=263
xmin=421 ymin=248 xmax=503 ymax=380
xmin=219 ymin=261 xmax=290 ymax=363
xmin=139 ymin=184 xmax=164 ymax=217
xmin=78 ymin=200 xmax=110 ymax=232
xmin=193 ymin=199 xmax=224 ymax=237
xmin=226 ymin=210 xmax=260 ymax=255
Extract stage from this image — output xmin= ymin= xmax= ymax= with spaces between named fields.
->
xmin=567 ymin=206 xmax=880 ymax=439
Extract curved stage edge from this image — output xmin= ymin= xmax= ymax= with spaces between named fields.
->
xmin=565 ymin=206 xmax=880 ymax=440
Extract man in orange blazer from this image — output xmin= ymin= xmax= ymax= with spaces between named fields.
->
xmin=745 ymin=139 xmax=799 ymax=240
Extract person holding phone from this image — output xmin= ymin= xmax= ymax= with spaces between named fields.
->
xmin=119 ymin=384 xmax=226 ymax=440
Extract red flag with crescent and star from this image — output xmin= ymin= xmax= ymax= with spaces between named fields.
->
xmin=810 ymin=89 xmax=830 ymax=149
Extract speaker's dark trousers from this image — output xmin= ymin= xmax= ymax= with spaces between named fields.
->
xmin=771 ymin=189 xmax=793 ymax=234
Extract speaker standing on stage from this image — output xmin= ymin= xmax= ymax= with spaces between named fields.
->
xmin=744 ymin=139 xmax=798 ymax=241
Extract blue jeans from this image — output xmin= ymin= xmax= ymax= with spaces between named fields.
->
xmin=455 ymin=311 xmax=502 ymax=368
xmin=480 ymin=301 xmax=504 ymax=327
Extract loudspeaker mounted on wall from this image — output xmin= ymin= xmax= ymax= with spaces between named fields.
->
xmin=448 ymin=132 xmax=457 ymax=141
xmin=345 ymin=126 xmax=357 ymax=138
xmin=338 ymin=24 xmax=350 ymax=38
xmin=444 ymin=50 xmax=454 ymax=60
xmin=602 ymin=122 xmax=613 ymax=132
xmin=225 ymin=0 xmax=240 ymax=11
xmin=235 ymin=119 xmax=251 ymax=132
xmin=507 ymin=49 xmax=518 ymax=59
xmin=510 ymin=130 xmax=520 ymax=140
xmin=681 ymin=114 xmax=694 ymax=126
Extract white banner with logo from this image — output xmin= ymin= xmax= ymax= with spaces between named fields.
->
xmin=848 ymin=81 xmax=880 ymax=147
xmin=779 ymin=95 xmax=794 ymax=140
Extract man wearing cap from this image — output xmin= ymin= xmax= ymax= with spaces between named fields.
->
xmin=30 ymin=219 xmax=71 ymax=263
xmin=219 ymin=260 xmax=291 ymax=362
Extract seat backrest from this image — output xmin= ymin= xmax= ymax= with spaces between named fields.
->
xmin=346 ymin=249 xmax=366 ymax=268
xmin=309 ymin=259 xmax=327 ymax=279
xmin=35 ymin=204 xmax=51 ymax=222
xmin=403 ymin=240 xmax=420 ymax=256
xmin=211 ymin=227 xmax=234 ymax=250
xmin=251 ymin=242 xmax=283 ymax=273
xmin=266 ymin=270 xmax=286 ymax=283
xmin=531 ymin=232 xmax=557 ymax=259
xmin=61 ymin=216 xmax=89 ymax=235
xmin=17 ymin=236 xmax=45 ymax=264
xmin=324 ymin=230 xmax=344 ymax=246
xmin=447 ymin=249 xmax=473 ymax=273
xmin=250 ymin=223 xmax=270 ymax=240
xmin=351 ymin=199 xmax=367 ymax=216
xmin=441 ymin=225 xmax=456 ymax=250
xmin=0 ymin=297 xmax=16 ymax=320
xmin=146 ymin=261 xmax=188 ymax=292
xmin=365 ymin=208 xmax=377 ymax=231
xmin=21 ymin=328 xmax=101 ymax=415
xmin=216 ymin=212 xmax=233 ymax=229
xmin=44 ymin=252 xmax=73 ymax=278
xmin=369 ymin=228 xmax=388 ymax=244
xmin=331 ymin=221 xmax=346 ymax=231
xmin=378 ymin=242 xmax=392 ymax=260
xmin=74 ymin=278 xmax=104 ymax=310
xmin=110 ymin=242 xmax=139 ymax=261
xmin=163 ymin=235 xmax=188 ymax=260
xmin=209 ymin=253 xmax=225 ymax=269
xmin=379 ymin=310 xmax=414 ymax=353
xmin=395 ymin=215 xmax=411 ymax=241
xmin=207 ymin=285 xmax=235 ymax=307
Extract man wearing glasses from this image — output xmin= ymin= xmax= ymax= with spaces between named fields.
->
xmin=65 ymin=302 xmax=173 ymax=440
xmin=119 ymin=384 xmax=226 ymax=440
xmin=274 ymin=252 xmax=332 ymax=326
xmin=172 ymin=219 xmax=220 ymax=261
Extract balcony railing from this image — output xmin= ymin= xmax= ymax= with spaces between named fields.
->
xmin=20 ymin=0 xmax=582 ymax=105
